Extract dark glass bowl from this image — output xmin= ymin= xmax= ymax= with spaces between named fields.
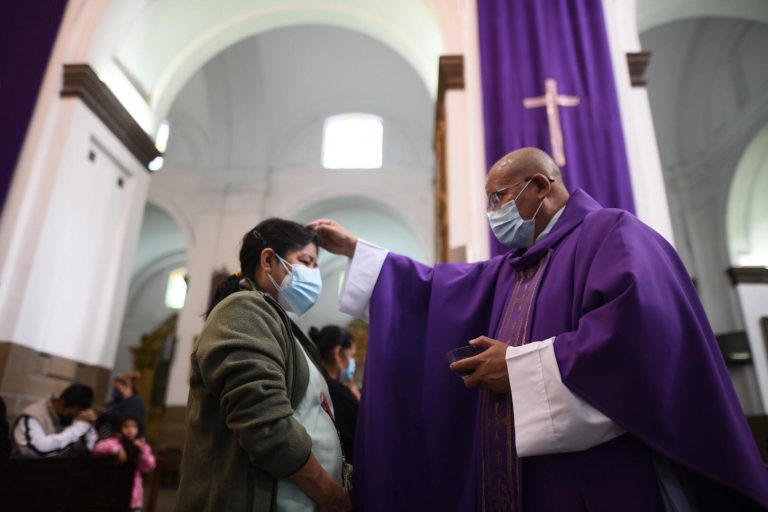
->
xmin=445 ymin=345 xmax=485 ymax=377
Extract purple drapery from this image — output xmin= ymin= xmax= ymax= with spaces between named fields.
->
xmin=0 ymin=1 xmax=68 ymax=218
xmin=477 ymin=0 xmax=635 ymax=256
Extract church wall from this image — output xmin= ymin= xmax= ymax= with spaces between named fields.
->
xmin=0 ymin=99 xmax=150 ymax=379
xmin=0 ymin=342 xmax=111 ymax=422
xmin=735 ymin=284 xmax=768 ymax=412
xmin=640 ymin=19 xmax=768 ymax=413
xmin=112 ymin=253 xmax=186 ymax=385
xmin=602 ymin=0 xmax=675 ymax=244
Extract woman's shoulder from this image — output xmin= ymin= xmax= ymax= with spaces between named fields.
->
xmin=209 ymin=288 xmax=277 ymax=321
xmin=203 ymin=289 xmax=289 ymax=341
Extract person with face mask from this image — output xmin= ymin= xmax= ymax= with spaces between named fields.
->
xmin=177 ymin=218 xmax=351 ymax=512
xmin=309 ymin=325 xmax=360 ymax=461
xmin=97 ymin=372 xmax=146 ymax=439
xmin=12 ymin=384 xmax=98 ymax=457
xmin=311 ymin=147 xmax=768 ymax=511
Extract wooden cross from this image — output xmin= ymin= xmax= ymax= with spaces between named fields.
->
xmin=523 ymin=78 xmax=580 ymax=166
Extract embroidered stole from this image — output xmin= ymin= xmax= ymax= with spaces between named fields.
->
xmin=480 ymin=251 xmax=551 ymax=511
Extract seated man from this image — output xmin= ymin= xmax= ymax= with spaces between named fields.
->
xmin=12 ymin=384 xmax=98 ymax=457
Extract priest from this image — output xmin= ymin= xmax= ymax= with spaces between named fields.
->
xmin=310 ymin=147 xmax=768 ymax=511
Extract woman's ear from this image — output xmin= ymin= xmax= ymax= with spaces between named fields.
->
xmin=260 ymin=247 xmax=275 ymax=273
xmin=333 ymin=345 xmax=345 ymax=365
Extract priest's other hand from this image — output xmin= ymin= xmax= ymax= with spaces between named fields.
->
xmin=451 ymin=336 xmax=510 ymax=395
xmin=309 ymin=219 xmax=358 ymax=258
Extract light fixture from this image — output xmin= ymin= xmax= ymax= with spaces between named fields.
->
xmin=155 ymin=120 xmax=170 ymax=153
xmin=148 ymin=156 xmax=164 ymax=172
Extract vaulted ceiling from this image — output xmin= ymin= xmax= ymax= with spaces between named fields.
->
xmin=161 ymin=25 xmax=433 ymax=183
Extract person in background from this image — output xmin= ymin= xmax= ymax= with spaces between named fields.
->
xmin=98 ymin=373 xmax=146 ymax=438
xmin=94 ymin=415 xmax=156 ymax=512
xmin=310 ymin=325 xmax=360 ymax=461
xmin=0 ymin=396 xmax=10 ymax=492
xmin=12 ymin=384 xmax=97 ymax=457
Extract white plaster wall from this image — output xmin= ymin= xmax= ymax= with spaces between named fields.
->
xmin=113 ymin=202 xmax=188 ymax=377
xmin=113 ymin=254 xmax=185 ymax=377
xmin=727 ymin=124 xmax=768 ymax=267
xmin=734 ymin=284 xmax=768 ymax=413
xmin=442 ymin=0 xmax=490 ymax=263
xmin=602 ymin=0 xmax=675 ymax=244
xmin=2 ymin=101 xmax=149 ymax=367
xmin=641 ymin=19 xmax=768 ymax=333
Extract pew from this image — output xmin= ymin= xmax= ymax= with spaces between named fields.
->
xmin=1 ymin=456 xmax=134 ymax=512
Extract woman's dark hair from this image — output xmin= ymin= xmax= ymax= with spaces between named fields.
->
xmin=205 ymin=218 xmax=318 ymax=318
xmin=309 ymin=325 xmax=354 ymax=362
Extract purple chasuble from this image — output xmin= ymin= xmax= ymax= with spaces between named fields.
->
xmin=354 ymin=189 xmax=768 ymax=511
xmin=476 ymin=0 xmax=635 ymax=257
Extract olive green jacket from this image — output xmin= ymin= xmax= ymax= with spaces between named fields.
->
xmin=176 ymin=280 xmax=321 ymax=511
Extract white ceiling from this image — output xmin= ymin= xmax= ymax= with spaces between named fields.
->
xmin=162 ymin=24 xmax=434 ymax=183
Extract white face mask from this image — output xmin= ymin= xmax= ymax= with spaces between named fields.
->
xmin=486 ymin=180 xmax=544 ymax=249
xmin=267 ymin=254 xmax=322 ymax=315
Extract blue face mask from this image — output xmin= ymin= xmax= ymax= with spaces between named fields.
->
xmin=341 ymin=357 xmax=356 ymax=382
xmin=487 ymin=181 xmax=544 ymax=249
xmin=267 ymin=254 xmax=322 ymax=316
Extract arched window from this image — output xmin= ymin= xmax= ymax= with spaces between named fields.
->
xmin=322 ymin=113 xmax=383 ymax=169
xmin=164 ymin=267 xmax=188 ymax=309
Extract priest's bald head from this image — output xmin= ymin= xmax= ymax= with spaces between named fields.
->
xmin=485 ymin=147 xmax=570 ymax=243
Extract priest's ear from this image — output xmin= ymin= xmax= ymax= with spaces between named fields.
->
xmin=531 ymin=173 xmax=556 ymax=196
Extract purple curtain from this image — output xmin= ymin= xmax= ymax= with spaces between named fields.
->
xmin=0 ymin=0 xmax=68 ymax=218
xmin=477 ymin=0 xmax=635 ymax=256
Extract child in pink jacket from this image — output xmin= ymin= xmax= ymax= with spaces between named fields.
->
xmin=94 ymin=415 xmax=156 ymax=511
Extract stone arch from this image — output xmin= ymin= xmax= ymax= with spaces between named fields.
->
xmin=85 ymin=0 xmax=445 ymax=132
xmin=637 ymin=0 xmax=768 ymax=32
xmin=727 ymin=123 xmax=768 ymax=266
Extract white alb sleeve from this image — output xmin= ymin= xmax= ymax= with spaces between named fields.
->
xmin=337 ymin=239 xmax=389 ymax=321
xmin=506 ymin=337 xmax=625 ymax=457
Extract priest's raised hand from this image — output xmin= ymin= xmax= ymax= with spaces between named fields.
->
xmin=308 ymin=219 xmax=357 ymax=258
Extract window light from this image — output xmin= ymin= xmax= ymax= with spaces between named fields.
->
xmin=164 ymin=268 xmax=188 ymax=309
xmin=322 ymin=113 xmax=383 ymax=169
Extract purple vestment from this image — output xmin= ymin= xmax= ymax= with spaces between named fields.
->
xmin=353 ymin=190 xmax=768 ymax=511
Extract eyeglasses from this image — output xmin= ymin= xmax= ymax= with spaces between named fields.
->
xmin=486 ymin=176 xmax=555 ymax=211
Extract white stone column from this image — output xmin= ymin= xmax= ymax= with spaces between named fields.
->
xmin=164 ymin=191 xmax=265 ymax=406
xmin=0 ymin=0 xmax=150 ymax=368
xmin=601 ymin=0 xmax=676 ymax=245
xmin=442 ymin=0 xmax=489 ymax=263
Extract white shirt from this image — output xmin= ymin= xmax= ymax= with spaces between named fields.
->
xmin=276 ymin=338 xmax=343 ymax=511
xmin=337 ymin=237 xmax=624 ymax=458
xmin=13 ymin=416 xmax=96 ymax=457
